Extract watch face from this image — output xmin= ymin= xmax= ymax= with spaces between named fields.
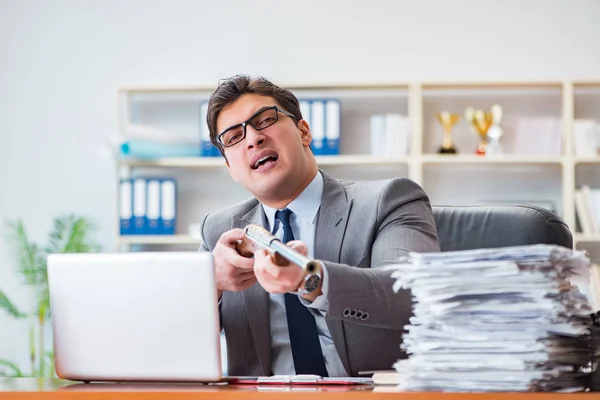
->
xmin=304 ymin=274 xmax=321 ymax=293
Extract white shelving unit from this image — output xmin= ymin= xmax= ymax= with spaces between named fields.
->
xmin=119 ymin=155 xmax=410 ymax=168
xmin=115 ymin=80 xmax=600 ymax=260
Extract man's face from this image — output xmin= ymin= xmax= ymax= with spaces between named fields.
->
xmin=217 ymin=94 xmax=314 ymax=202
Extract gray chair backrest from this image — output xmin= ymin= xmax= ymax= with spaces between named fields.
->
xmin=432 ymin=205 xmax=573 ymax=252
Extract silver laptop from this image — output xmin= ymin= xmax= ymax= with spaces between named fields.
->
xmin=47 ymin=251 xmax=222 ymax=383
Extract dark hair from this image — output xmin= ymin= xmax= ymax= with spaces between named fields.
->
xmin=207 ymin=75 xmax=302 ymax=155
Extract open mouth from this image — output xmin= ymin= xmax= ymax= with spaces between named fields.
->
xmin=251 ymin=152 xmax=279 ymax=170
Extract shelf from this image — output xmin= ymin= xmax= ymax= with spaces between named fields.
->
xmin=119 ymin=155 xmax=409 ymax=168
xmin=119 ymin=155 xmax=562 ymax=168
xmin=574 ymin=234 xmax=600 ymax=243
xmin=316 ymin=155 xmax=408 ymax=165
xmin=575 ymin=157 xmax=600 ymax=165
xmin=421 ymin=82 xmax=563 ymax=96
xmin=573 ymin=81 xmax=600 ymax=88
xmin=120 ymin=82 xmax=411 ymax=93
xmin=120 ymin=85 xmax=214 ymax=94
xmin=291 ymin=88 xmax=408 ymax=100
xmin=421 ymin=154 xmax=564 ymax=165
xmin=421 ymin=81 xmax=563 ymax=90
xmin=120 ymin=157 xmax=225 ymax=168
xmin=117 ymin=235 xmax=203 ymax=245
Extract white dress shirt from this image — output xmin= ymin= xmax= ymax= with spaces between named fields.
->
xmin=261 ymin=171 xmax=347 ymax=377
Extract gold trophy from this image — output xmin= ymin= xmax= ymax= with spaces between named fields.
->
xmin=465 ymin=107 xmax=493 ymax=155
xmin=436 ymin=112 xmax=459 ymax=154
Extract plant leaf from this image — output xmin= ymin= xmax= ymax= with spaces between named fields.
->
xmin=38 ymin=286 xmax=51 ymax=320
xmin=46 ymin=214 xmax=100 ymax=254
xmin=45 ymin=351 xmax=55 ymax=378
xmin=4 ymin=219 xmax=46 ymax=287
xmin=29 ymin=323 xmax=35 ymax=376
xmin=0 ymin=290 xmax=26 ymax=318
xmin=45 ymin=215 xmax=68 ymax=255
xmin=0 ymin=359 xmax=24 ymax=377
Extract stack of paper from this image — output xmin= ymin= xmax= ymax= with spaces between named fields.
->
xmin=389 ymin=244 xmax=599 ymax=392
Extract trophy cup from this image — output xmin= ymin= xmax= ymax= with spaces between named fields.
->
xmin=436 ymin=111 xmax=459 ymax=154
xmin=465 ymin=107 xmax=493 ymax=155
xmin=486 ymin=104 xmax=504 ymax=156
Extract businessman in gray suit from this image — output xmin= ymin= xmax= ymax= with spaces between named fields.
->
xmin=200 ymin=75 xmax=440 ymax=377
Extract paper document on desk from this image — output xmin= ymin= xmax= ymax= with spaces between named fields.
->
xmin=387 ymin=244 xmax=599 ymax=392
xmin=228 ymin=375 xmax=372 ymax=385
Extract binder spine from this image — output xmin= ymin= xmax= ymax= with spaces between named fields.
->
xmin=160 ymin=179 xmax=177 ymax=235
xmin=132 ymin=178 xmax=147 ymax=235
xmin=146 ymin=179 xmax=161 ymax=235
xmin=325 ymin=99 xmax=341 ymax=155
xmin=309 ymin=100 xmax=325 ymax=156
xmin=119 ymin=179 xmax=133 ymax=235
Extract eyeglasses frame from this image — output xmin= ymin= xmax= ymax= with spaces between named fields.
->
xmin=217 ymin=105 xmax=299 ymax=148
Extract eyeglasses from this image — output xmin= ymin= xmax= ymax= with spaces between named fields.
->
xmin=217 ymin=106 xmax=299 ymax=148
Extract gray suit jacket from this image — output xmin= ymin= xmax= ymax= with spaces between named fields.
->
xmin=200 ymin=171 xmax=440 ymax=376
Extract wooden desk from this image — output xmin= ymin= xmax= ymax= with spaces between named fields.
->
xmin=0 ymin=378 xmax=597 ymax=399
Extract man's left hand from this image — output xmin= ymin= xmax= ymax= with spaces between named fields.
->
xmin=253 ymin=240 xmax=309 ymax=295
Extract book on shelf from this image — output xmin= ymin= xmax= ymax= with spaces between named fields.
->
xmin=575 ymin=185 xmax=600 ymax=235
xmin=573 ymin=119 xmax=600 ymax=157
xmin=369 ymin=113 xmax=410 ymax=157
xmin=513 ymin=117 xmax=562 ymax=155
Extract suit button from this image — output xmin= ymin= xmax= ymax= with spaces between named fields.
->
xmin=355 ymin=311 xmax=363 ymax=319
xmin=361 ymin=312 xmax=369 ymax=320
xmin=343 ymin=308 xmax=351 ymax=317
xmin=349 ymin=309 xmax=357 ymax=318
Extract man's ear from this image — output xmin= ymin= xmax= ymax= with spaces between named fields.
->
xmin=298 ymin=119 xmax=312 ymax=147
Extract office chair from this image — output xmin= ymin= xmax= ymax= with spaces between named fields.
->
xmin=432 ymin=204 xmax=573 ymax=251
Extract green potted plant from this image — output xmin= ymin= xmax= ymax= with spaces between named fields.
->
xmin=0 ymin=214 xmax=100 ymax=377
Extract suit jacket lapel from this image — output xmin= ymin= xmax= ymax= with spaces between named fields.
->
xmin=315 ymin=171 xmax=353 ymax=375
xmin=232 ymin=203 xmax=272 ymax=376
xmin=315 ymin=171 xmax=353 ymax=263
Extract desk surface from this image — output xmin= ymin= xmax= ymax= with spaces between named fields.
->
xmin=0 ymin=378 xmax=597 ymax=399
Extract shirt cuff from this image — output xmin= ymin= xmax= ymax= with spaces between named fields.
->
xmin=299 ymin=261 xmax=329 ymax=314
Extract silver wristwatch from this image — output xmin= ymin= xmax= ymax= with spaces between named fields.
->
xmin=293 ymin=262 xmax=323 ymax=295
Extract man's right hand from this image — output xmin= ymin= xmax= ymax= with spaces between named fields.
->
xmin=213 ymin=228 xmax=256 ymax=299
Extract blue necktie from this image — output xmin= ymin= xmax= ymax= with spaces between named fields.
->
xmin=275 ymin=209 xmax=328 ymax=377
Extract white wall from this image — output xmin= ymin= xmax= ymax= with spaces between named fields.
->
xmin=1 ymin=0 xmax=599 ymax=371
